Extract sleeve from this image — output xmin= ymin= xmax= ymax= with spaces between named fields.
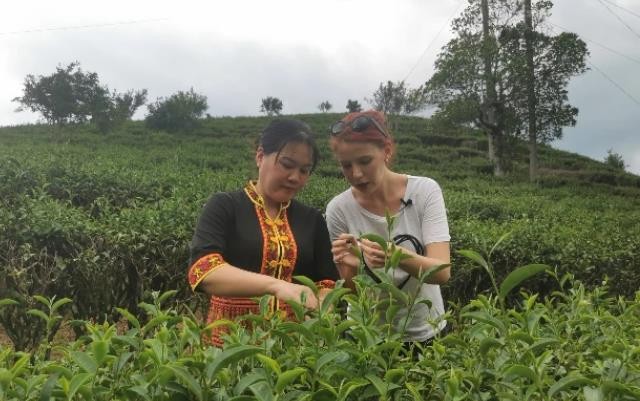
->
xmin=187 ymin=192 xmax=233 ymax=291
xmin=311 ymin=211 xmax=339 ymax=288
xmin=421 ymin=181 xmax=451 ymax=245
xmin=325 ymin=197 xmax=349 ymax=242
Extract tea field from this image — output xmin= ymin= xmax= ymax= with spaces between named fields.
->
xmin=0 ymin=115 xmax=639 ymax=400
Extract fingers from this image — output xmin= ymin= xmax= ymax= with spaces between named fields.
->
xmin=360 ymin=239 xmax=387 ymax=268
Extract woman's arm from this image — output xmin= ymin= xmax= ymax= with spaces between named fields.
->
xmin=359 ymin=239 xmax=451 ymax=285
xmin=197 ymin=263 xmax=319 ymax=309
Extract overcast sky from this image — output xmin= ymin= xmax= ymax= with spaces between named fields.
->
xmin=1 ymin=0 xmax=639 ymax=174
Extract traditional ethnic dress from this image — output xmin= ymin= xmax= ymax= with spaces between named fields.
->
xmin=188 ymin=181 xmax=337 ymax=346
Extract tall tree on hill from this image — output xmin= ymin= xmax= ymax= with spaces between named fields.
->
xmin=368 ymin=80 xmax=428 ymax=131
xmin=318 ymin=100 xmax=332 ymax=113
xmin=13 ymin=62 xmax=147 ymax=132
xmin=346 ymin=99 xmax=362 ymax=113
xmin=260 ymin=97 xmax=283 ymax=116
xmin=425 ymin=0 xmax=588 ymax=177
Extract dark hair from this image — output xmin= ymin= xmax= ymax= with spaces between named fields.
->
xmin=259 ymin=119 xmax=320 ymax=171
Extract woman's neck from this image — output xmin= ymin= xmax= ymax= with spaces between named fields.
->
xmin=354 ymin=171 xmax=407 ymax=215
xmin=253 ymin=180 xmax=281 ymax=219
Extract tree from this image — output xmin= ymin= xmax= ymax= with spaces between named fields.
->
xmin=425 ymin=0 xmax=588 ymax=177
xmin=92 ymin=89 xmax=147 ymax=133
xmin=368 ymin=81 xmax=407 ymax=117
xmin=145 ymin=88 xmax=208 ymax=133
xmin=260 ymin=97 xmax=283 ymax=116
xmin=318 ymin=101 xmax=332 ymax=113
xmin=13 ymin=62 xmax=106 ymax=125
xmin=346 ymin=99 xmax=362 ymax=113
xmin=604 ymin=149 xmax=625 ymax=171
xmin=368 ymin=81 xmax=428 ymax=130
xmin=13 ymin=62 xmax=147 ymax=133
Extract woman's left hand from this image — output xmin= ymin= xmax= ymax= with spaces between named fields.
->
xmin=359 ymin=238 xmax=388 ymax=269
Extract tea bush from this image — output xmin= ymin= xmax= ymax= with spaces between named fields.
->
xmin=1 ymin=114 xmax=639 ymax=353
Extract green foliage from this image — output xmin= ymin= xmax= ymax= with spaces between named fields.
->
xmin=0 ymin=116 xmax=638 ymax=333
xmin=12 ymin=62 xmax=104 ymax=125
xmin=260 ymin=97 xmax=283 ymax=116
xmin=367 ymin=80 xmax=427 ymax=117
xmin=604 ymin=149 xmax=625 ymax=171
xmin=145 ymin=88 xmax=208 ymax=133
xmin=346 ymin=99 xmax=362 ymax=113
xmin=12 ymin=62 xmax=147 ymax=133
xmin=318 ymin=101 xmax=332 ymax=113
xmin=425 ymin=0 xmax=589 ymax=173
xmin=0 ymin=276 xmax=639 ymax=400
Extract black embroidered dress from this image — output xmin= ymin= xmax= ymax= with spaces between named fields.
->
xmin=188 ymin=182 xmax=337 ymax=346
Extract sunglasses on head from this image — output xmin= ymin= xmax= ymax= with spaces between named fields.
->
xmin=330 ymin=115 xmax=388 ymax=137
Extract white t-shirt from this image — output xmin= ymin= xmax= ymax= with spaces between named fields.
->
xmin=325 ymin=175 xmax=450 ymax=341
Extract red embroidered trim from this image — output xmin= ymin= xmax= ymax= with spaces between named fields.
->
xmin=188 ymin=253 xmax=225 ymax=291
xmin=204 ymin=296 xmax=295 ymax=347
xmin=244 ymin=181 xmax=297 ymax=314
xmin=316 ymin=279 xmax=336 ymax=289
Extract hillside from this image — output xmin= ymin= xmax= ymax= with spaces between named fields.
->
xmin=1 ymin=114 xmax=638 ymax=313
xmin=1 ymin=115 xmax=640 ymax=399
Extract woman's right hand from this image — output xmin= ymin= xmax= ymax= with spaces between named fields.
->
xmin=331 ymin=234 xmax=360 ymax=277
xmin=271 ymin=281 xmax=319 ymax=309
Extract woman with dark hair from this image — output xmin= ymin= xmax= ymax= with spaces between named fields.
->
xmin=325 ymin=110 xmax=451 ymax=348
xmin=188 ymin=119 xmax=337 ymax=346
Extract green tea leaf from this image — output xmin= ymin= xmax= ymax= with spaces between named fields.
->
xmin=234 ymin=372 xmax=266 ymax=396
xmin=256 ymin=354 xmax=281 ymax=376
xmin=384 ymin=368 xmax=404 ymax=382
xmin=26 ymin=309 xmax=49 ymax=322
xmin=205 ymin=345 xmax=263 ymax=381
xmin=92 ymin=340 xmax=109 ymax=366
xmin=548 ymin=374 xmax=595 ymax=397
xmin=360 ymin=233 xmax=388 ymax=254
xmin=503 ymin=364 xmax=536 ymax=382
xmin=461 ymin=312 xmax=506 ymax=333
xmin=457 ymin=249 xmax=488 ymax=271
xmin=320 ymin=287 xmax=350 ymax=315
xmin=499 ymin=264 xmax=549 ymax=302
xmin=583 ymin=386 xmax=604 ymax=401
xmin=601 ymin=380 xmax=640 ymax=398
xmin=39 ymin=373 xmax=59 ymax=401
xmin=315 ymin=351 xmax=348 ymax=372
xmin=275 ymin=367 xmax=306 ymax=393
xmin=293 ymin=275 xmax=318 ymax=294
xmin=166 ymin=364 xmax=203 ymax=401
xmin=51 ymin=297 xmax=72 ymax=312
xmin=365 ymin=373 xmax=388 ymax=398
xmin=116 ymin=308 xmax=140 ymax=329
xmin=0 ymin=298 xmax=19 ymax=307
xmin=157 ymin=290 xmax=178 ymax=305
xmin=67 ymin=372 xmax=92 ymax=400
xmin=528 ymin=338 xmax=560 ymax=355
xmin=71 ymin=351 xmax=98 ymax=374
xmin=479 ymin=337 xmax=503 ymax=356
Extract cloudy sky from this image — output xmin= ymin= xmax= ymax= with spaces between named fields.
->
xmin=1 ymin=0 xmax=639 ymax=174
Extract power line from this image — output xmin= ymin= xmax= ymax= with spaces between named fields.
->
xmin=402 ymin=0 xmax=465 ymax=83
xmin=597 ymin=0 xmax=640 ymax=41
xmin=0 ymin=17 xmax=169 ymax=37
xmin=548 ymin=25 xmax=639 ymax=107
xmin=547 ymin=21 xmax=640 ymax=65
xmin=586 ymin=59 xmax=640 ymax=106
xmin=601 ymin=0 xmax=640 ymax=19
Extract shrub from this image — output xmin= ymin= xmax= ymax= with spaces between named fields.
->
xmin=145 ymin=89 xmax=208 ymax=133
